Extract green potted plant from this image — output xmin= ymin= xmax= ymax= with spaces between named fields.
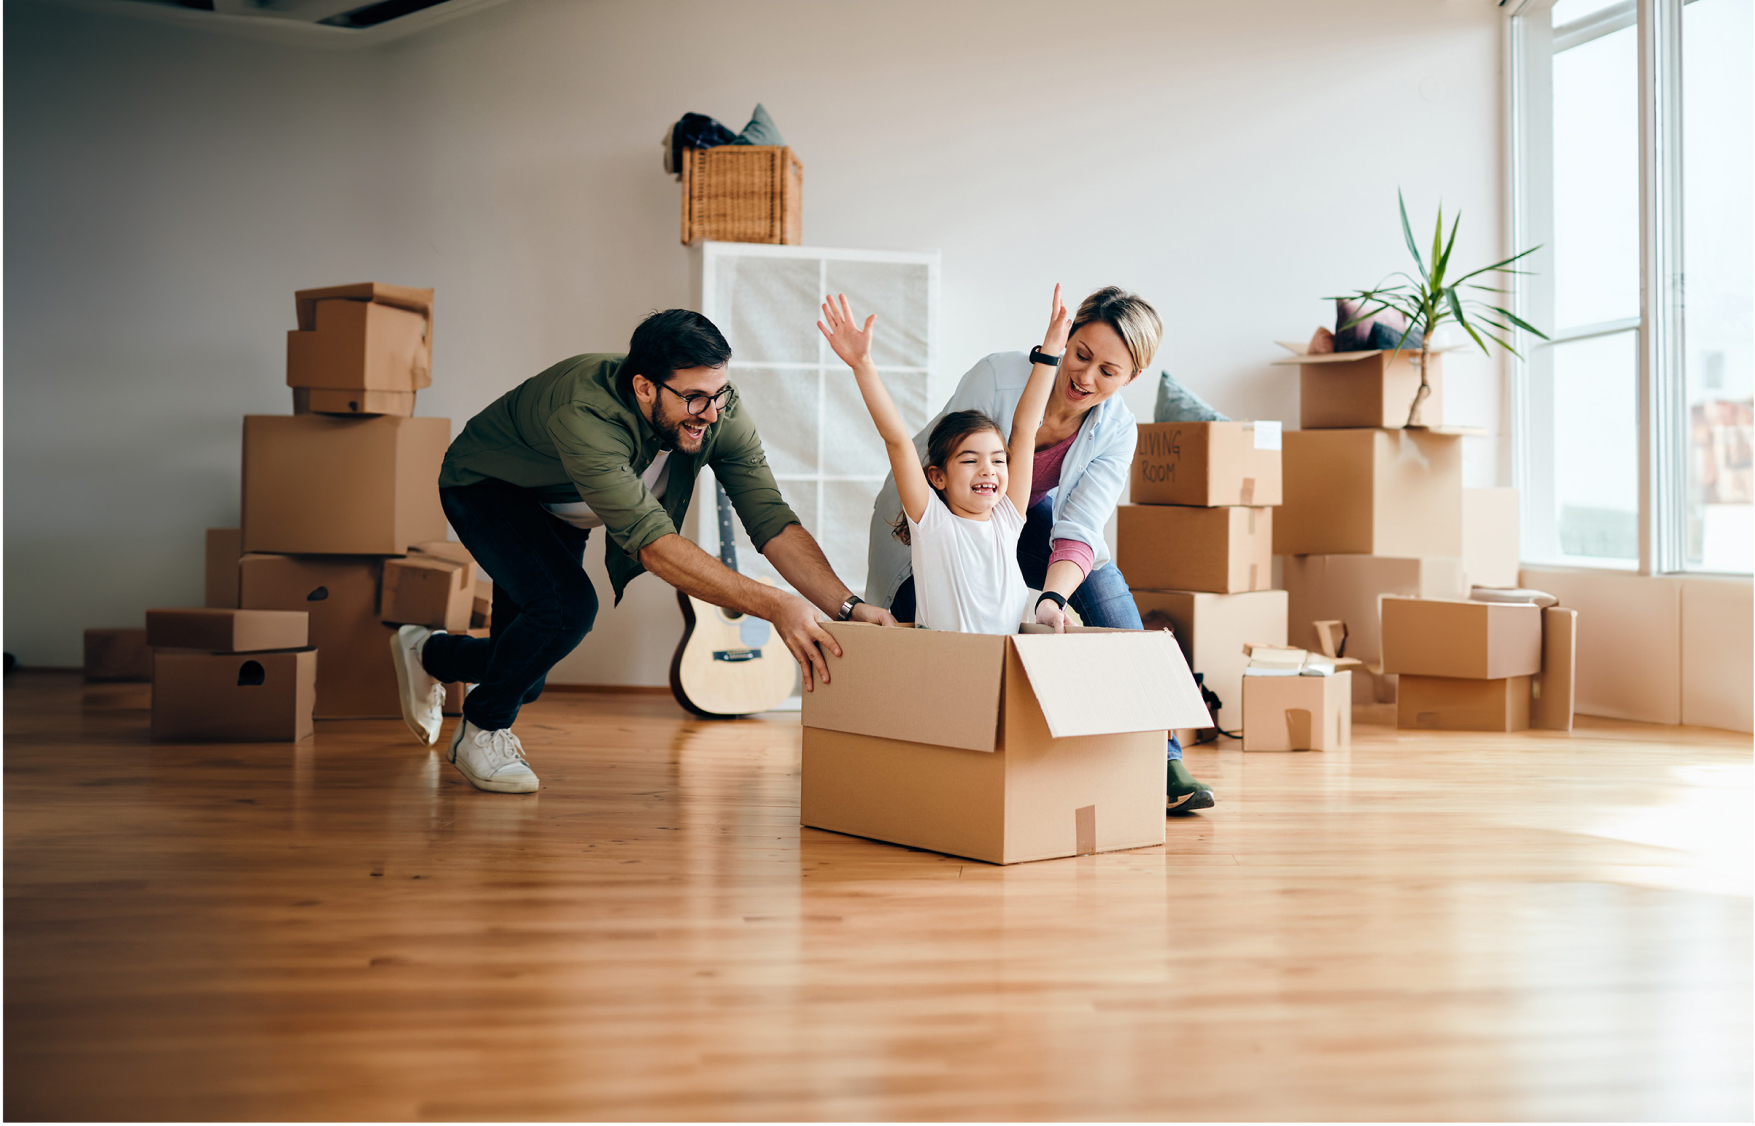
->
xmin=1335 ymin=191 xmax=1548 ymax=428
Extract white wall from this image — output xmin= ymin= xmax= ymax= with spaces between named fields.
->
xmin=6 ymin=0 xmax=1509 ymax=683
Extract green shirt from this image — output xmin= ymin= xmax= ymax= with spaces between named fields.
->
xmin=438 ymin=353 xmax=800 ymax=601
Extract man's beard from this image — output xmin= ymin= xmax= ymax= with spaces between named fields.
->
xmin=652 ymin=401 xmax=707 ymax=454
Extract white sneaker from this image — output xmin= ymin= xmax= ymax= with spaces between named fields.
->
xmin=446 ymin=720 xmax=539 ymax=794
xmin=389 ymin=625 xmax=445 ymax=746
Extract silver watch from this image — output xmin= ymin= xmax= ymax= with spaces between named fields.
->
xmin=837 ymin=594 xmax=864 ymax=621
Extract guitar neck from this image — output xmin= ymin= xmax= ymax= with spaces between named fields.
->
xmin=715 ymin=479 xmax=738 ymax=573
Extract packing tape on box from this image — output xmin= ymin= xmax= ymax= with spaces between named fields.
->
xmin=1285 ymin=708 xmax=1312 ymax=750
xmin=1075 ymin=805 xmax=1097 ymax=856
xmin=1241 ymin=477 xmax=1256 ymax=505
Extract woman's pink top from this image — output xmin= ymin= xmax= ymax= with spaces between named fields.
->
xmin=1029 ymin=435 xmax=1095 ymax=578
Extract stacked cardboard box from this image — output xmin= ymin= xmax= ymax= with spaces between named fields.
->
xmin=1124 ymin=421 xmax=1289 ymax=731
xmin=146 ymin=608 xmax=315 ymax=741
xmin=196 ymin=284 xmax=456 ymax=720
xmin=1268 ymin=344 xmax=1533 ymax=708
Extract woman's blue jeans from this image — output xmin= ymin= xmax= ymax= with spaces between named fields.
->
xmin=889 ymin=498 xmax=1183 ymax=761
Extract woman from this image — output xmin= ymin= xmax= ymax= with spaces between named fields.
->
xmin=864 ymin=286 xmax=1214 ymax=813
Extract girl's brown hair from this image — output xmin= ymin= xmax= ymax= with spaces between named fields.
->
xmin=892 ymin=409 xmax=1005 ymax=546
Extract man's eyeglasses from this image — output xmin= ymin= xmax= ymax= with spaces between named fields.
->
xmin=657 ymin=382 xmax=733 ymax=417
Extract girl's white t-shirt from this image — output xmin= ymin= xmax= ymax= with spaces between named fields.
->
xmin=906 ymin=495 xmax=1030 ymax=635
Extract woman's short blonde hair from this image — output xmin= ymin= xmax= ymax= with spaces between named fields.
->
xmin=1071 ymin=286 xmax=1162 ymax=376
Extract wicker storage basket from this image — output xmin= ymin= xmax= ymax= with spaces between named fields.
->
xmin=680 ymin=145 xmax=802 ymax=246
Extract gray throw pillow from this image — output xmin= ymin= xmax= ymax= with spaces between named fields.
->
xmin=733 ymin=103 xmax=786 ymax=147
xmin=1154 ymin=371 xmax=1229 ymax=423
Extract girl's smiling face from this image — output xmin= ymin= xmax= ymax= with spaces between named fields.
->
xmin=926 ymin=428 xmax=1008 ymax=519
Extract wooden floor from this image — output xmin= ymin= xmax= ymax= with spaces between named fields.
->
xmin=5 ymin=672 xmax=1750 ymax=1122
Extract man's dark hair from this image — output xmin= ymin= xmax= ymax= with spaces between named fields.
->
xmin=619 ymin=309 xmax=732 ymax=398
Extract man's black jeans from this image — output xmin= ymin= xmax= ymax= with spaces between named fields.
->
xmin=419 ymin=478 xmax=599 ymax=732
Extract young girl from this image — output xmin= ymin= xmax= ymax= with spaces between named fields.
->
xmin=819 ymin=286 xmax=1070 ymax=634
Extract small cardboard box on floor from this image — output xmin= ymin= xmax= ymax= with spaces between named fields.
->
xmin=1130 ymin=421 xmax=1283 ymax=507
xmin=1117 ymin=504 xmax=1272 ymax=593
xmin=1242 ymin=671 xmax=1352 ymax=751
xmin=801 ymin=623 xmax=1210 ymax=865
xmin=83 ymin=628 xmax=152 ymax=682
xmin=152 ymin=648 xmax=316 ymax=743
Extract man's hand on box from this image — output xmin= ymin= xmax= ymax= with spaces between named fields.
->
xmin=849 ymin=602 xmax=898 ymax=627
xmin=771 ymin=593 xmax=841 ymax=691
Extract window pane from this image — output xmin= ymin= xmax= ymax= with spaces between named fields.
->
xmin=1551 ymin=0 xmax=1629 ymax=27
xmin=1681 ymin=0 xmax=1755 ymax=573
xmin=1553 ymin=24 xmax=1641 ymax=328
xmin=1552 ymin=331 xmax=1640 ymax=563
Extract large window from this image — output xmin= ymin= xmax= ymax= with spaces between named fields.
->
xmin=1512 ymin=0 xmax=1753 ymax=574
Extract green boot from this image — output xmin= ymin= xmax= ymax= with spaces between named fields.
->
xmin=1167 ymin=759 xmax=1214 ymax=814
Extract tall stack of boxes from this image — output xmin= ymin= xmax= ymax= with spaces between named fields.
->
xmin=1123 ymin=421 xmax=1288 ymax=734
xmin=1272 ymin=345 xmax=1572 ymax=732
xmin=195 ymin=283 xmax=471 ymax=729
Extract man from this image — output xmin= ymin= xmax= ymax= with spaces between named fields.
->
xmin=389 ymin=308 xmax=895 ymax=794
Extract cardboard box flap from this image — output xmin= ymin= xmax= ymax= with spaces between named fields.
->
xmin=805 ymin=622 xmax=1007 ymax=751
xmin=295 ymin=282 xmax=433 ymax=333
xmin=1011 ymin=630 xmax=1211 ymax=738
xmin=1272 ymin=344 xmax=1464 ymax=365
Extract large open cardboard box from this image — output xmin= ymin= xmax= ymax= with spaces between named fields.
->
xmin=1281 ymin=553 xmax=1467 ymax=665
xmin=1274 ymin=428 xmax=1463 ymax=557
xmin=1273 ymin=349 xmax=1445 ymax=430
xmin=801 ymin=622 xmax=1210 ymax=865
xmin=238 ymin=554 xmax=398 ymax=718
xmin=1130 ymin=588 xmax=1288 ymax=734
xmin=1380 ymin=597 xmax=1542 ymax=680
xmin=1117 ymin=504 xmax=1272 ymax=593
xmin=1130 ymin=421 xmax=1282 ymax=507
xmin=241 ymin=414 xmax=450 ymax=555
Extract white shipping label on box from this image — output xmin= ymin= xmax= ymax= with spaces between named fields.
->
xmin=1251 ymin=420 xmax=1282 ymax=450
xmin=1012 ymin=631 xmax=1212 ymax=738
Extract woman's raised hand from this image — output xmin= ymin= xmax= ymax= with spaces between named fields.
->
xmin=817 ymin=293 xmax=877 ymax=369
xmin=1042 ymin=283 xmax=1071 ymax=358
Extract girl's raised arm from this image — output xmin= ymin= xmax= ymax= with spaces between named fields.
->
xmin=817 ymin=294 xmax=933 ymax=525
xmin=1006 ymin=284 xmax=1071 ymax=515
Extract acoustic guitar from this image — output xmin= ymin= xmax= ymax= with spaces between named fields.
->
xmin=669 ymin=480 xmax=798 ymax=718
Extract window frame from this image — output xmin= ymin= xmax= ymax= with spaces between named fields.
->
xmin=1507 ymin=0 xmax=1746 ymax=577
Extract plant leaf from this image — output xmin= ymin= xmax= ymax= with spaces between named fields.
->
xmin=1398 ymin=189 xmax=1428 ymax=283
xmin=1429 ymin=204 xmax=1447 ymax=289
xmin=1435 ymin=210 xmax=1462 ymax=288
xmin=1486 ymin=305 xmax=1550 ymax=339
xmin=1451 ymin=245 xmax=1541 ymax=285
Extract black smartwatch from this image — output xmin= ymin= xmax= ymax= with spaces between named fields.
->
xmin=837 ymin=594 xmax=865 ymax=621
xmin=1028 ymin=346 xmax=1061 ymax=367
xmin=1036 ymin=591 xmax=1067 ymax=612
